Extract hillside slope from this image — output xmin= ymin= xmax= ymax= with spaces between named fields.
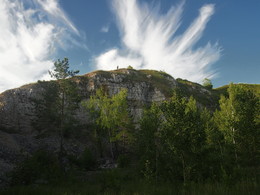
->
xmin=0 ymin=68 xmax=259 ymax=186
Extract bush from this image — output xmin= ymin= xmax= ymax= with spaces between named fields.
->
xmin=10 ymin=150 xmax=62 ymax=185
xmin=79 ymin=148 xmax=97 ymax=170
xmin=98 ymin=169 xmax=122 ymax=193
xmin=127 ymin=65 xmax=134 ymax=69
xmin=117 ymin=154 xmax=130 ymax=168
xmin=202 ymin=78 xmax=213 ymax=89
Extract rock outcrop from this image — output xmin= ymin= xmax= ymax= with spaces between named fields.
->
xmin=0 ymin=68 xmax=213 ymax=185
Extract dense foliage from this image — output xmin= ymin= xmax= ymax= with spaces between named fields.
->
xmin=137 ymin=84 xmax=259 ymax=183
xmin=81 ymin=82 xmax=259 ymax=185
xmin=4 ymin=65 xmax=259 ymax=193
xmin=82 ymin=88 xmax=133 ymax=160
xmin=202 ymin=78 xmax=213 ymax=89
xmin=48 ymin=58 xmax=80 ymax=152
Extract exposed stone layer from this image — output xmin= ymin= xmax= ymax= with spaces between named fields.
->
xmin=0 ymin=69 xmax=212 ymax=185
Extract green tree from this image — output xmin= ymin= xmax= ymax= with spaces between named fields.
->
xmin=201 ymin=108 xmax=224 ymax=180
xmin=202 ymin=78 xmax=213 ymax=89
xmin=137 ymin=103 xmax=162 ymax=182
xmin=48 ymin=58 xmax=79 ymax=79
xmin=82 ymin=88 xmax=132 ymax=160
xmin=159 ymin=94 xmax=207 ymax=183
xmin=214 ymin=83 xmax=260 ymax=167
xmin=127 ymin=65 xmax=134 ymax=69
xmin=31 ymin=81 xmax=60 ymax=132
xmin=137 ymin=91 xmax=209 ymax=183
xmin=48 ymin=58 xmax=80 ymax=156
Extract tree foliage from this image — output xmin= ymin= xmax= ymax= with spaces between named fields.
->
xmin=137 ymin=85 xmax=259 ymax=183
xmin=82 ymin=88 xmax=132 ymax=159
xmin=49 ymin=58 xmax=80 ymax=154
xmin=29 ymin=67 xmax=259 ymax=186
xmin=137 ymin=90 xmax=210 ymax=183
xmin=48 ymin=58 xmax=79 ymax=80
xmin=202 ymin=78 xmax=213 ymax=89
xmin=33 ymin=58 xmax=80 ymax=136
xmin=214 ymin=83 xmax=260 ymax=167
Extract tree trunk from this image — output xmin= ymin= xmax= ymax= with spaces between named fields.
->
xmin=181 ymin=153 xmax=186 ymax=185
xmin=96 ymin=129 xmax=104 ymax=158
xmin=231 ymin=127 xmax=238 ymax=166
xmin=60 ymin=91 xmax=65 ymax=154
xmin=108 ymin=129 xmax=114 ymax=160
xmin=155 ymin=137 xmax=158 ymax=183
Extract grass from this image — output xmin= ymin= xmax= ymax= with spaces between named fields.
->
xmin=1 ymin=167 xmax=259 ymax=195
xmin=77 ymin=69 xmax=175 ymax=98
xmin=74 ymin=70 xmax=260 ymax=110
xmin=135 ymin=69 xmax=174 ymax=97
xmin=176 ymin=80 xmax=260 ymax=110
xmin=176 ymin=78 xmax=219 ymax=110
xmin=214 ymin=83 xmax=260 ymax=97
xmin=1 ymin=180 xmax=259 ymax=195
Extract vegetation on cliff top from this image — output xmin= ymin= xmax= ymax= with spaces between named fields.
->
xmin=3 ymin=82 xmax=259 ymax=194
xmin=0 ymin=64 xmax=259 ymax=194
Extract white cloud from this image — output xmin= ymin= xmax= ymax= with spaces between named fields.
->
xmin=101 ymin=24 xmax=110 ymax=33
xmin=95 ymin=0 xmax=221 ymax=83
xmin=0 ymin=0 xmax=81 ymax=93
xmin=96 ymin=49 xmax=142 ymax=70
xmin=36 ymin=0 xmax=79 ymax=35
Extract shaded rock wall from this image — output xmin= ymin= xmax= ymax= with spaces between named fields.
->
xmin=0 ymin=69 xmax=178 ymax=185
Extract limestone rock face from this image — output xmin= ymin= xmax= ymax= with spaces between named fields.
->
xmin=0 ymin=69 xmax=180 ymax=185
xmin=0 ymin=69 xmax=175 ymax=132
xmin=0 ymin=69 xmax=218 ymax=186
xmin=0 ymin=85 xmax=44 ymax=134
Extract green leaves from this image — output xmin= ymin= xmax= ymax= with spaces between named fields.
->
xmin=84 ymin=88 xmax=129 ymax=133
xmin=202 ymin=78 xmax=213 ymax=89
xmin=49 ymin=58 xmax=79 ymax=80
xmin=214 ymin=83 xmax=260 ymax=167
xmin=82 ymin=88 xmax=132 ymax=159
xmin=137 ymin=90 xmax=208 ymax=182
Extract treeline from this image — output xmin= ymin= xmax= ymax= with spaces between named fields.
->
xmin=81 ymin=81 xmax=259 ymax=184
xmin=88 ymin=83 xmax=259 ymax=184
xmin=136 ymin=84 xmax=259 ymax=183
xmin=8 ymin=59 xmax=259 ymax=187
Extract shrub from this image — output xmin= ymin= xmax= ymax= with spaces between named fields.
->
xmin=127 ymin=65 xmax=134 ymax=69
xmin=99 ymin=169 xmax=122 ymax=193
xmin=79 ymin=148 xmax=97 ymax=170
xmin=10 ymin=150 xmax=62 ymax=185
xmin=117 ymin=154 xmax=130 ymax=168
xmin=202 ymin=78 xmax=213 ymax=89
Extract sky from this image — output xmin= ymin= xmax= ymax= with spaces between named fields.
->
xmin=0 ymin=0 xmax=259 ymax=93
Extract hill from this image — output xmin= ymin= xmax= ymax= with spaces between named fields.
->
xmin=0 ymin=68 xmax=259 ymax=187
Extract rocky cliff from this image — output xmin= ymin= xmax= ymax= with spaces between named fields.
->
xmin=0 ymin=68 xmax=215 ymax=185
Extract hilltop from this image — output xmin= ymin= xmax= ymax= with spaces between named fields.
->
xmin=0 ymin=68 xmax=259 ymax=187
xmin=1 ymin=68 xmax=259 ymax=133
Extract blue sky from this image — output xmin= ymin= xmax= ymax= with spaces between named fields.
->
xmin=0 ymin=0 xmax=259 ymax=92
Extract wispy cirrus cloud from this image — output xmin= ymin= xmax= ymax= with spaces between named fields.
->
xmin=0 ymin=0 xmax=82 ymax=93
xmin=36 ymin=0 xmax=79 ymax=35
xmin=101 ymin=24 xmax=110 ymax=33
xmin=95 ymin=0 xmax=221 ymax=83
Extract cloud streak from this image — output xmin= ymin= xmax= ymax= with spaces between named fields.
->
xmin=37 ymin=0 xmax=79 ymax=35
xmin=95 ymin=0 xmax=221 ymax=83
xmin=101 ymin=24 xmax=110 ymax=33
xmin=0 ymin=0 xmax=81 ymax=93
